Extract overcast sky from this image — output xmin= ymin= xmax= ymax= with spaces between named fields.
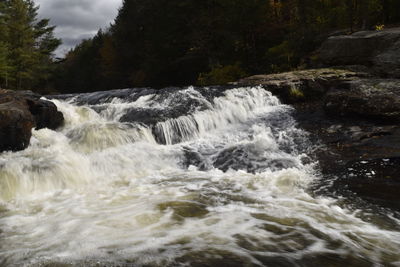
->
xmin=35 ymin=0 xmax=123 ymax=57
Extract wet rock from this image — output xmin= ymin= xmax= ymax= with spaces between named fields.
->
xmin=340 ymin=158 xmax=400 ymax=209
xmin=0 ymin=89 xmax=64 ymax=152
xmin=325 ymin=79 xmax=400 ymax=122
xmin=120 ymin=108 xmax=169 ymax=126
xmin=26 ymin=98 xmax=64 ymax=130
xmin=181 ymin=147 xmax=209 ymax=171
xmin=293 ymin=100 xmax=400 ymax=209
xmin=0 ymin=101 xmax=35 ymax=152
xmin=317 ymin=27 xmax=400 ymax=78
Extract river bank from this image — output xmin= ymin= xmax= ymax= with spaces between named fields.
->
xmin=235 ymin=27 xmax=400 ymax=210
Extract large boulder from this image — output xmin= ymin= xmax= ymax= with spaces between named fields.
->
xmin=317 ymin=27 xmax=400 ymax=77
xmin=0 ymin=101 xmax=35 ymax=152
xmin=0 ymin=89 xmax=64 ymax=152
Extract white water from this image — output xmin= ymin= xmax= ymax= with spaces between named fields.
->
xmin=0 ymin=86 xmax=400 ymax=266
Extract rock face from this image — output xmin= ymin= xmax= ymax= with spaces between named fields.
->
xmin=317 ymin=27 xmax=400 ymax=78
xmin=0 ymin=89 xmax=64 ymax=152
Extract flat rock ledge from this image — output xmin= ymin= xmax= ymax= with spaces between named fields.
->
xmin=233 ymin=68 xmax=368 ymax=103
xmin=0 ymin=89 xmax=64 ymax=152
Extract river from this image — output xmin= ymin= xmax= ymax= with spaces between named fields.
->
xmin=0 ymin=86 xmax=400 ymax=266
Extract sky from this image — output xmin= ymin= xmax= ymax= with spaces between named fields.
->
xmin=35 ymin=0 xmax=123 ymax=57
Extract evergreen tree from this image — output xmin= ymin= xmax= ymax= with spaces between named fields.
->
xmin=0 ymin=1 xmax=11 ymax=88
xmin=6 ymin=0 xmax=37 ymax=89
xmin=0 ymin=42 xmax=10 ymax=89
xmin=0 ymin=0 xmax=60 ymax=90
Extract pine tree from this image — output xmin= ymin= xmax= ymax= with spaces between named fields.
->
xmin=1 ymin=0 xmax=60 ymax=90
xmin=0 ymin=1 xmax=11 ymax=88
xmin=6 ymin=0 xmax=36 ymax=89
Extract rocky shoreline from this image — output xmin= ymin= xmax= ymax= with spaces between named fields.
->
xmin=236 ymin=27 xmax=400 ymax=209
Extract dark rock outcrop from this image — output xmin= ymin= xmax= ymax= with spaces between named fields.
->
xmin=0 ymin=89 xmax=64 ymax=152
xmin=0 ymin=100 xmax=35 ymax=152
xmin=325 ymin=79 xmax=400 ymax=122
xmin=316 ymin=27 xmax=400 ymax=78
xmin=341 ymin=158 xmax=400 ymax=207
xmin=297 ymin=106 xmax=400 ymax=209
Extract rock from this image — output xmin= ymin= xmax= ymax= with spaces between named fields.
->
xmin=316 ymin=27 xmax=400 ymax=78
xmin=341 ymin=158 xmax=400 ymax=209
xmin=233 ymin=68 xmax=366 ymax=103
xmin=0 ymin=89 xmax=64 ymax=152
xmin=120 ymin=108 xmax=174 ymax=126
xmin=0 ymin=101 xmax=35 ymax=152
xmin=26 ymin=98 xmax=64 ymax=130
xmin=233 ymin=28 xmax=400 ymax=210
xmin=294 ymin=100 xmax=400 ymax=209
xmin=324 ymin=79 xmax=400 ymax=123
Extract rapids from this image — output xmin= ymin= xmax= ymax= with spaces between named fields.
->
xmin=0 ymin=86 xmax=400 ymax=266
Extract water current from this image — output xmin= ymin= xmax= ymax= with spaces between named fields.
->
xmin=0 ymin=86 xmax=400 ymax=266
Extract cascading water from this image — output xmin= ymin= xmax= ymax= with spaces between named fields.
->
xmin=0 ymin=86 xmax=400 ymax=266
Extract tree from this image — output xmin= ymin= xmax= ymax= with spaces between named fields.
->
xmin=6 ymin=0 xmax=37 ymax=89
xmin=52 ymin=0 xmax=400 ymax=92
xmin=0 ymin=1 xmax=11 ymax=88
xmin=0 ymin=42 xmax=10 ymax=88
xmin=0 ymin=0 xmax=60 ymax=90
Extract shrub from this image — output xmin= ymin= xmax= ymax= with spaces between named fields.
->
xmin=197 ymin=63 xmax=247 ymax=86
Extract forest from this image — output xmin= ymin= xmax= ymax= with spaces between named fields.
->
xmin=1 ymin=0 xmax=400 ymax=93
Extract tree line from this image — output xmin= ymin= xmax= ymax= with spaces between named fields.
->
xmin=2 ymin=0 xmax=400 ymax=93
xmin=54 ymin=0 xmax=400 ymax=93
xmin=0 ymin=0 xmax=60 ymax=91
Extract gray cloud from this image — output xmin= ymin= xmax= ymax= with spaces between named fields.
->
xmin=35 ymin=0 xmax=122 ymax=57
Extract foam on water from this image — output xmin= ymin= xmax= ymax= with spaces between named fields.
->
xmin=0 ymin=86 xmax=400 ymax=266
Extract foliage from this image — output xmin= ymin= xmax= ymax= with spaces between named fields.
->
xmin=197 ymin=63 xmax=247 ymax=86
xmin=52 ymin=0 xmax=400 ymax=93
xmin=0 ymin=0 xmax=60 ymax=90
xmin=289 ymin=86 xmax=305 ymax=101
